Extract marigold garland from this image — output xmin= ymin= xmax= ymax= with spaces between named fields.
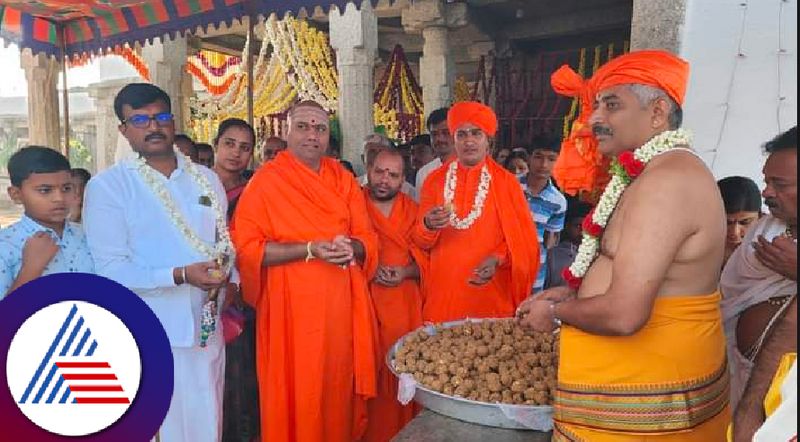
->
xmin=68 ymin=44 xmax=150 ymax=81
xmin=374 ymin=44 xmax=424 ymax=142
xmin=186 ymin=50 xmax=242 ymax=96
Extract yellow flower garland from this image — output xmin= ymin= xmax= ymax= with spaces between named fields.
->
xmin=374 ymin=104 xmax=400 ymax=140
xmin=373 ymin=46 xmax=424 ymax=141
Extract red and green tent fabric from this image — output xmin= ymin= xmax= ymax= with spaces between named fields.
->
xmin=0 ymin=0 xmax=377 ymax=60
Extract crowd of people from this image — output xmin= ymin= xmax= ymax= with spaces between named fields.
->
xmin=0 ymin=48 xmax=796 ymax=442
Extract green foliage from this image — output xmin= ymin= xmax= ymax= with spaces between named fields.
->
xmin=68 ymin=138 xmax=93 ymax=171
xmin=0 ymin=131 xmax=19 ymax=173
xmin=609 ymin=158 xmax=631 ymax=185
xmin=0 ymin=135 xmax=93 ymax=174
xmin=329 ymin=114 xmax=342 ymax=147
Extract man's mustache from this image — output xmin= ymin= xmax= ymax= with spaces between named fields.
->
xmin=145 ymin=132 xmax=166 ymax=142
xmin=593 ymin=125 xmax=613 ymax=137
xmin=765 ymin=198 xmax=778 ymax=208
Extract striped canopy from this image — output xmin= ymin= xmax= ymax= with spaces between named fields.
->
xmin=0 ymin=0 xmax=372 ymax=59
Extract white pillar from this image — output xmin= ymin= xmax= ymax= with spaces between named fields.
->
xmin=420 ymin=26 xmax=453 ymax=114
xmin=630 ymin=0 xmax=686 ymax=53
xmin=20 ymin=50 xmax=61 ymax=148
xmin=88 ymin=79 xmax=137 ymax=172
xmin=142 ymin=36 xmax=189 ymax=132
xmin=330 ymin=0 xmax=378 ymax=170
xmin=402 ymin=0 xmax=467 ymax=117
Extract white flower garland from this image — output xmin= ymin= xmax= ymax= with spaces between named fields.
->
xmin=443 ymin=161 xmax=492 ymax=230
xmin=133 ymin=149 xmax=235 ymax=262
xmin=264 ymin=15 xmax=335 ymax=110
xmin=568 ymin=129 xmax=693 ymax=280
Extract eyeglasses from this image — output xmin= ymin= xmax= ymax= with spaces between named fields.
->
xmin=121 ymin=112 xmax=174 ymax=128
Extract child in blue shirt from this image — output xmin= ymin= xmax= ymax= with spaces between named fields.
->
xmin=1 ymin=146 xmax=94 ymax=297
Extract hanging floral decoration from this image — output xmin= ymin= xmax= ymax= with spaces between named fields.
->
xmin=189 ymin=23 xmax=299 ymax=142
xmin=264 ymin=13 xmax=338 ymax=110
xmin=189 ymin=15 xmax=338 ymax=142
xmin=373 ymin=104 xmax=400 ymax=139
xmin=373 ymin=44 xmax=424 ymax=142
xmin=67 ymin=44 xmax=150 ymax=81
xmin=454 ymin=76 xmax=474 ymax=103
xmin=186 ymin=50 xmax=242 ymax=96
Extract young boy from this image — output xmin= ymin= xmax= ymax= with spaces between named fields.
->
xmin=519 ymin=133 xmax=567 ymax=294
xmin=0 ymin=146 xmax=94 ymax=298
xmin=68 ymin=167 xmax=92 ymax=224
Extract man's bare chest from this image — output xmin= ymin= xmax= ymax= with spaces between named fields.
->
xmin=599 ymin=196 xmax=630 ymax=259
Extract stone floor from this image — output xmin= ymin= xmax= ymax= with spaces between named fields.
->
xmin=393 ymin=410 xmax=552 ymax=442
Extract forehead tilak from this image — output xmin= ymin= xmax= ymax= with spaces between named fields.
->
xmin=290 ymin=108 xmax=328 ymax=124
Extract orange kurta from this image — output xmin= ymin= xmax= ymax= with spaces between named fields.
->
xmin=412 ymin=158 xmax=539 ymax=323
xmin=232 ymin=151 xmax=379 ymax=442
xmin=362 ymin=190 xmax=426 ymax=442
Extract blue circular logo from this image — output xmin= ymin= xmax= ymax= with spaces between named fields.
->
xmin=0 ymin=273 xmax=173 ymax=441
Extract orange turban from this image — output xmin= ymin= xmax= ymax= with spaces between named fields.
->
xmin=447 ymin=101 xmax=498 ymax=137
xmin=591 ymin=50 xmax=689 ymax=105
xmin=550 ymin=50 xmax=690 ymax=200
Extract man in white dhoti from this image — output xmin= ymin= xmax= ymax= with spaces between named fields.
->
xmin=721 ymin=126 xmax=797 ymax=412
xmin=83 ymin=83 xmax=235 ymax=442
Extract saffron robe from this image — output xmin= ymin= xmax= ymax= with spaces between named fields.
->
xmin=362 ymin=190 xmax=426 ymax=442
xmin=232 ymin=151 xmax=379 ymax=442
xmin=412 ymin=158 xmax=539 ymax=323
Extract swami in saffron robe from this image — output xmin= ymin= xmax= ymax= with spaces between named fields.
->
xmin=412 ymin=158 xmax=539 ymax=323
xmin=362 ymin=189 xmax=426 ymax=442
xmin=232 ymin=151 xmax=379 ymax=442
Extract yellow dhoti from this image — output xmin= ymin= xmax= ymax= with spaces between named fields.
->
xmin=553 ymin=292 xmax=730 ymax=441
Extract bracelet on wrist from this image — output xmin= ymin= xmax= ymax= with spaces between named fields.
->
xmin=550 ymin=302 xmax=562 ymax=328
xmin=305 ymin=242 xmax=314 ymax=262
xmin=180 ymin=266 xmax=187 ymax=285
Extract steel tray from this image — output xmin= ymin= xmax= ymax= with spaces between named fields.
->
xmin=386 ymin=318 xmax=553 ymax=430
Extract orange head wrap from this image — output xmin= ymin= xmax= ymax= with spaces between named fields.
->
xmin=549 ymin=50 xmax=690 ymax=201
xmin=447 ymin=101 xmax=498 ymax=137
xmin=590 ymin=49 xmax=689 ymax=105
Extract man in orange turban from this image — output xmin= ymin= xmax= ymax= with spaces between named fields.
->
xmin=517 ymin=50 xmax=731 ymax=441
xmin=413 ymin=101 xmax=539 ymax=323
xmin=232 ymin=100 xmax=379 ymax=442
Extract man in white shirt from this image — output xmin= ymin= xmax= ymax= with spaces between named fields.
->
xmin=83 ymin=83 xmax=234 ymax=442
xmin=414 ymin=108 xmax=452 ymax=193
xmin=357 ymin=133 xmax=415 ymax=199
